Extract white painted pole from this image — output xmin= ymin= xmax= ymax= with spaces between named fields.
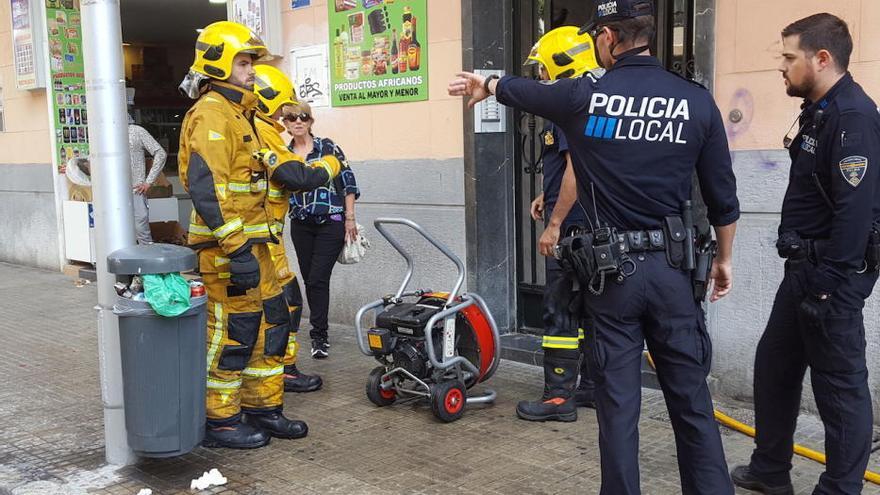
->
xmin=81 ymin=0 xmax=137 ymax=465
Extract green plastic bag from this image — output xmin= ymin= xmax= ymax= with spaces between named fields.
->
xmin=143 ymin=273 xmax=191 ymax=317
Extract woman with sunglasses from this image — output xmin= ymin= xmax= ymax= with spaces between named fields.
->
xmin=283 ymin=101 xmax=360 ymax=359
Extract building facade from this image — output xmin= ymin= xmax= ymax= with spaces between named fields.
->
xmin=0 ymin=0 xmax=878 ymax=418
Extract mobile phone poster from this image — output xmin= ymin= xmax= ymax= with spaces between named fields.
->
xmin=45 ymin=0 xmax=89 ymax=170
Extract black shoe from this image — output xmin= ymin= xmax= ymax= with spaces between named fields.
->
xmin=730 ymin=465 xmax=794 ymax=495
xmin=284 ymin=365 xmax=323 ymax=393
xmin=243 ymin=412 xmax=308 ymax=439
xmin=202 ymin=421 xmax=270 ymax=449
xmin=516 ymin=397 xmax=577 ymax=422
xmin=311 ymin=339 xmax=329 ymax=359
xmin=573 ymin=386 xmax=596 ymax=408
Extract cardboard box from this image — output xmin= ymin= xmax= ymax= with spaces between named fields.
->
xmin=149 ymin=221 xmax=187 ymax=245
xmin=147 ymin=171 xmax=174 ymax=199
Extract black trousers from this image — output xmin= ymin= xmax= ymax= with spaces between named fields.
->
xmin=583 ymin=251 xmax=732 ymax=495
xmin=290 ymin=219 xmax=346 ymax=341
xmin=749 ymin=259 xmax=876 ymax=494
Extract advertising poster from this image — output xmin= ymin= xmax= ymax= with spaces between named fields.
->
xmin=328 ymin=0 xmax=428 ymax=107
xmin=11 ymin=0 xmax=39 ymax=89
xmin=45 ymin=0 xmax=89 ymax=170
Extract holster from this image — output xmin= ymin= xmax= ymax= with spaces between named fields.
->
xmin=692 ymin=235 xmax=717 ymax=302
xmin=663 ymin=216 xmax=687 ymax=269
xmin=557 ymin=234 xmax=598 ymax=286
xmin=780 ymin=229 xmax=880 ymax=274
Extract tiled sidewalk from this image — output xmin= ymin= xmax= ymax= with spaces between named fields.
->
xmin=0 ymin=261 xmax=877 ymax=494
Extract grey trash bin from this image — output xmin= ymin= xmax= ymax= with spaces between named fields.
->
xmin=107 ymin=243 xmax=206 ymax=458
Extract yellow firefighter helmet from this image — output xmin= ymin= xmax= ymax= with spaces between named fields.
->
xmin=254 ymin=65 xmax=298 ymax=116
xmin=191 ymin=21 xmax=270 ymax=81
xmin=524 ymin=26 xmax=598 ymax=80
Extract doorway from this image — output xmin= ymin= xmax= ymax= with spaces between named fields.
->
xmin=119 ymin=0 xmax=227 ymax=236
xmin=512 ymin=0 xmax=699 ymax=332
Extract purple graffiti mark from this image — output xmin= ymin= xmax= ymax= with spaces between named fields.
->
xmin=760 ymin=156 xmax=780 ymax=171
xmin=726 ymin=88 xmax=754 ymax=142
xmin=754 ymin=150 xmax=785 ymax=172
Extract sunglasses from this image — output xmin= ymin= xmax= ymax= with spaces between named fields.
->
xmin=587 ymin=24 xmax=618 ymax=41
xmin=284 ymin=112 xmax=312 ymax=123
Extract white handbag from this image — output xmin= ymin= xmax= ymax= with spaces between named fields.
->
xmin=337 ymin=223 xmax=370 ymax=264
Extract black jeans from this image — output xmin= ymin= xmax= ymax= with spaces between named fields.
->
xmin=290 ymin=219 xmax=346 ymax=342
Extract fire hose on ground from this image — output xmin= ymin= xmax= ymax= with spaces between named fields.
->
xmin=642 ymin=351 xmax=880 ymax=485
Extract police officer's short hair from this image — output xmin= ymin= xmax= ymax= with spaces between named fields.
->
xmin=782 ymin=13 xmax=852 ymax=72
xmin=605 ymin=16 xmax=655 ymax=47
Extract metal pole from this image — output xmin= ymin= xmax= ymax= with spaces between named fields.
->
xmin=81 ymin=0 xmax=137 ymax=465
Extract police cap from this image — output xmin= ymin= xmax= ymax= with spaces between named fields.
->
xmin=580 ymin=0 xmax=654 ymax=35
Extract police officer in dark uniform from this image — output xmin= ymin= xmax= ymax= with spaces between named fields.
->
xmin=731 ymin=14 xmax=880 ymax=495
xmin=450 ymin=1 xmax=739 ymax=493
xmin=515 ymin=26 xmax=598 ymax=423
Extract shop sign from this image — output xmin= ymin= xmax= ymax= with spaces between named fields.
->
xmin=328 ymin=0 xmax=427 ymax=107
xmin=45 ymin=0 xmax=88 ymax=170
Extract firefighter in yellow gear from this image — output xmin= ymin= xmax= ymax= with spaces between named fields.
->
xmin=252 ymin=64 xmax=341 ymax=393
xmin=178 ymin=21 xmax=312 ymax=449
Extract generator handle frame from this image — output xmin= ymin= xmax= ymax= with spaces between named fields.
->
xmin=354 ymin=293 xmax=502 ymax=382
xmin=422 ymin=293 xmax=502 ymax=381
xmin=354 ymin=298 xmax=386 ymax=357
xmin=422 ymin=299 xmax=481 ymax=377
xmin=373 ymin=218 xmax=465 ymax=307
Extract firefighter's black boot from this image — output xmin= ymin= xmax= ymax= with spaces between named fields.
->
xmin=203 ymin=420 xmax=271 ymax=449
xmin=516 ymin=350 xmax=579 ymax=422
xmin=283 ymin=364 xmax=323 ymax=393
xmin=243 ymin=411 xmax=308 ymax=439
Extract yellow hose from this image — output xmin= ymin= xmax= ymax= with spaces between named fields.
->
xmin=643 ymin=352 xmax=880 ymax=485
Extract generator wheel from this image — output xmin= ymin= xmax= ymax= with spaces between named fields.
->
xmin=366 ymin=366 xmax=396 ymax=407
xmin=431 ymin=380 xmax=467 ymax=422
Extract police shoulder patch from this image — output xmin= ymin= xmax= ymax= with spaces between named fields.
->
xmin=839 ymin=155 xmax=868 ymax=188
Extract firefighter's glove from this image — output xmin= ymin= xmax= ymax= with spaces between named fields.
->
xmin=253 ymin=148 xmax=278 ymax=169
xmin=229 ymin=248 xmax=260 ymax=290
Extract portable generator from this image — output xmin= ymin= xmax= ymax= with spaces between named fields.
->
xmin=354 ymin=218 xmax=501 ymax=422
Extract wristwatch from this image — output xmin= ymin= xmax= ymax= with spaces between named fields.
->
xmin=483 ymin=74 xmax=500 ymax=95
